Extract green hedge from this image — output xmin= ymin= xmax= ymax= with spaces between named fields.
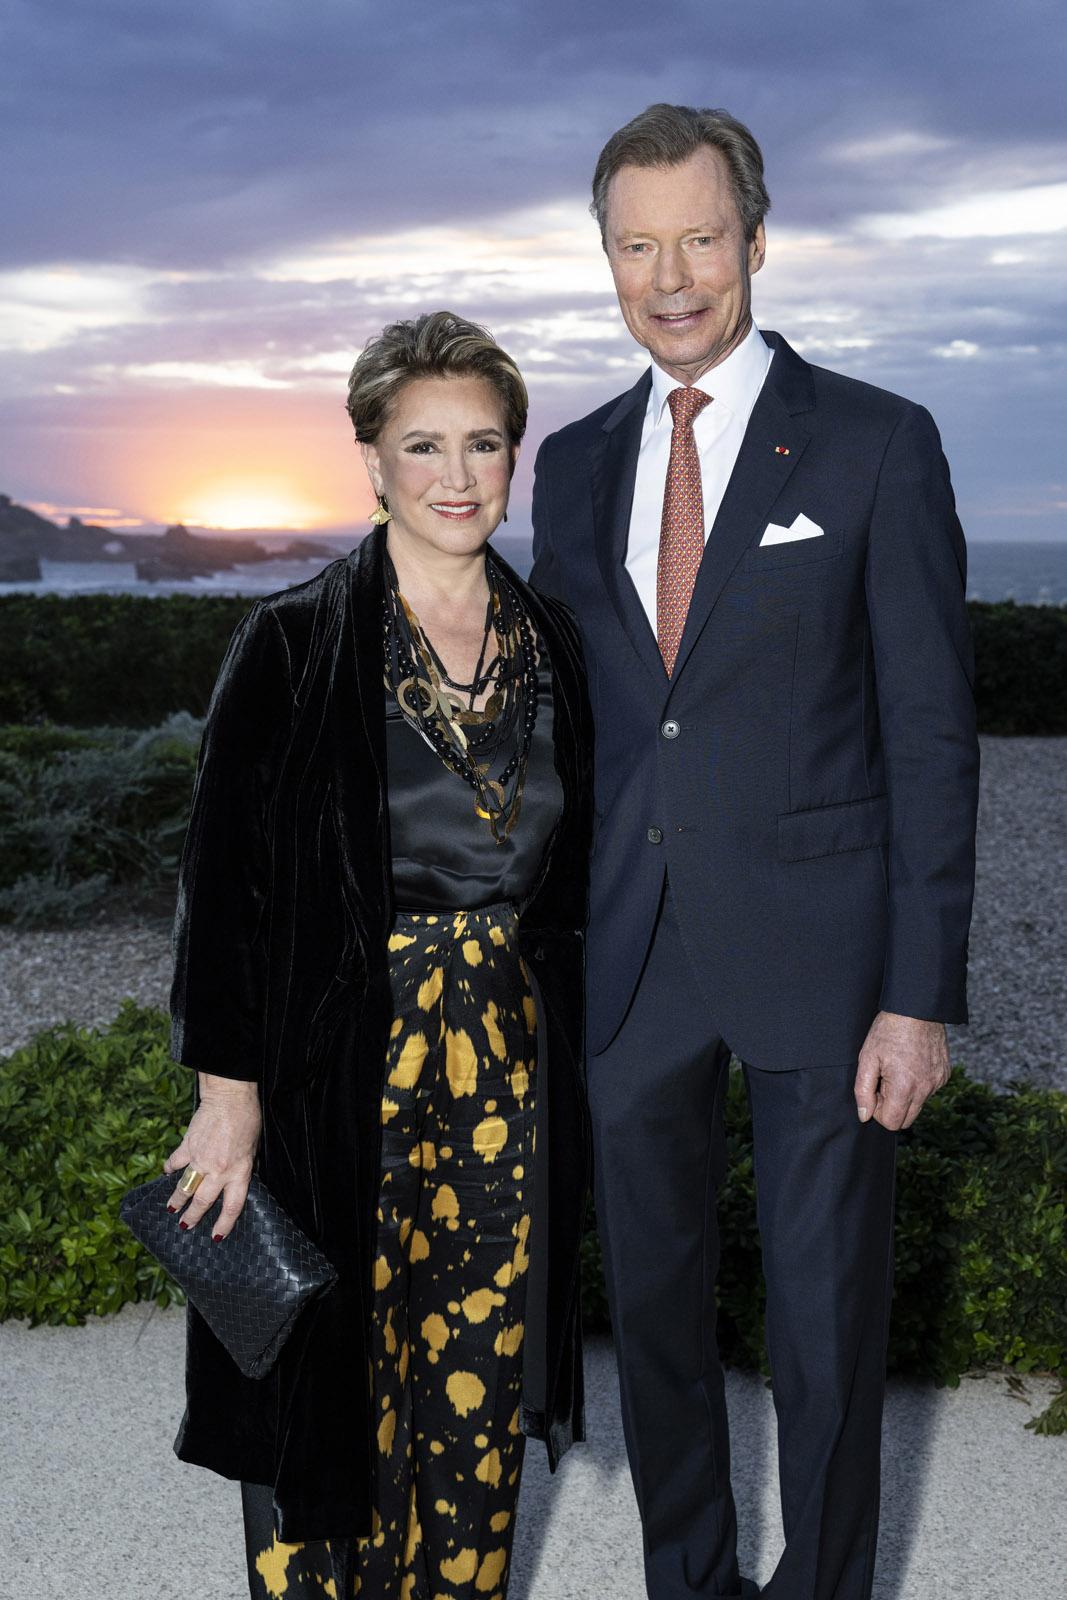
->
xmin=0 ymin=718 xmax=200 ymax=924
xmin=1 ymin=594 xmax=1065 ymax=733
xmin=3 ymin=1003 xmax=1063 ymax=1430
xmin=969 ymin=602 xmax=1067 ymax=735
xmin=0 ymin=593 xmax=250 ymax=725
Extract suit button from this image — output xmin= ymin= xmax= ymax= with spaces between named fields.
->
xmin=647 ymin=826 xmax=663 ymax=845
xmin=661 ymin=719 xmax=680 ymax=740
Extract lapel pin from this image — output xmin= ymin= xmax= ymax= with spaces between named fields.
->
xmin=774 ymin=444 xmax=790 ymax=455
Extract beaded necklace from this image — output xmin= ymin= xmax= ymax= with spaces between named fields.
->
xmin=382 ymin=552 xmax=539 ymax=843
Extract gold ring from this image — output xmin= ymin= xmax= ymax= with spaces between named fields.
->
xmin=178 ymin=1166 xmax=206 ymax=1196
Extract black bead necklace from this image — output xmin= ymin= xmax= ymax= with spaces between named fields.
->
xmin=382 ymin=553 xmax=539 ymax=842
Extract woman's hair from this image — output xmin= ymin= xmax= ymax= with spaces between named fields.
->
xmin=591 ymin=103 xmax=770 ymax=245
xmin=346 ymin=310 xmax=528 ymax=447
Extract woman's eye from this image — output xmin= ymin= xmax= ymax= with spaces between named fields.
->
xmin=471 ymin=439 xmax=501 ymax=453
xmin=406 ymin=441 xmax=437 ymax=454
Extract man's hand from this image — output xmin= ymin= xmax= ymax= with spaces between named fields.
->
xmin=854 ymin=1011 xmax=950 ymax=1130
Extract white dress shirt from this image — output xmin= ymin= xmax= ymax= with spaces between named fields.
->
xmin=625 ymin=322 xmax=773 ymax=633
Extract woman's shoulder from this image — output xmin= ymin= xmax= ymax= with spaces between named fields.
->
xmin=255 ymin=551 xmax=352 ymax=622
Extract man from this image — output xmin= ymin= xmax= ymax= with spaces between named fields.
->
xmin=530 ymin=104 xmax=979 ymax=1600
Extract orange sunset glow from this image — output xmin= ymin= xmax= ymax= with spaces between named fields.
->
xmin=172 ymin=479 xmax=328 ymax=532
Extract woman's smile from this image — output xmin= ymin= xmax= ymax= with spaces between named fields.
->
xmin=429 ymin=499 xmax=481 ymax=520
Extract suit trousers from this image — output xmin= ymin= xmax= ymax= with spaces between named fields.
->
xmin=588 ymin=881 xmax=897 ymax=1600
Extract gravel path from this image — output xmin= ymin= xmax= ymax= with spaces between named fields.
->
xmin=1 ymin=735 xmax=1064 ymax=1089
xmin=1 ymin=1312 xmax=1062 ymax=1600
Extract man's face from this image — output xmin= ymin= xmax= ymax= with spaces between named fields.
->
xmin=604 ymin=146 xmax=766 ymax=385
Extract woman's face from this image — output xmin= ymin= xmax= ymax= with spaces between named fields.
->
xmin=361 ymin=374 xmax=517 ymax=561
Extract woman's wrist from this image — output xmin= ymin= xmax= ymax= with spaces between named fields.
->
xmin=198 ymin=1071 xmax=260 ymax=1098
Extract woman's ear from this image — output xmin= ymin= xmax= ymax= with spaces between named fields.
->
xmin=360 ymin=440 xmax=384 ymax=497
xmin=508 ymin=442 xmax=520 ymax=480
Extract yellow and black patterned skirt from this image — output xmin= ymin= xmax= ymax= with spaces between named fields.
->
xmin=243 ymin=903 xmax=538 ymax=1599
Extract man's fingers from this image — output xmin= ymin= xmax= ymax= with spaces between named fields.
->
xmin=874 ymin=1082 xmax=913 ymax=1131
xmin=854 ymin=1054 xmax=882 ymax=1122
xmin=899 ymin=1079 xmax=939 ymax=1129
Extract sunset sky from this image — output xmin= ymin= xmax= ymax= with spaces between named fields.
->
xmin=2 ymin=0 xmax=1065 ymax=541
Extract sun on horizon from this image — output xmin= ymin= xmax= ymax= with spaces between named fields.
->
xmin=169 ymin=479 xmax=330 ymax=532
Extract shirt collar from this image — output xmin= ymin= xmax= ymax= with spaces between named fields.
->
xmin=649 ymin=322 xmax=771 ymax=427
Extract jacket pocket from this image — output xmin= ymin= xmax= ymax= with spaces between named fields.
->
xmin=740 ymin=525 xmax=844 ymax=572
xmin=777 ymin=793 xmax=889 ymax=862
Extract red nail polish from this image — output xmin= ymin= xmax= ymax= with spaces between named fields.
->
xmin=167 ymin=1205 xmax=177 ymax=1213
xmin=179 ymin=1220 xmax=189 ymax=1230
xmin=212 ymin=1233 xmax=223 ymax=1242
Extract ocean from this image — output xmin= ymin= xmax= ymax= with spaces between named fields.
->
xmin=1 ymin=540 xmax=1065 ymax=605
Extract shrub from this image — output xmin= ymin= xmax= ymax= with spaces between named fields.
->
xmin=1 ymin=593 xmax=1065 ymax=732
xmin=0 ymin=1003 xmax=189 ymax=1323
xmin=969 ymin=601 xmax=1067 ymax=735
xmin=0 ymin=593 xmax=250 ymax=726
xmin=0 ymin=716 xmax=201 ymax=924
xmin=2 ymin=1003 xmax=1062 ymax=1427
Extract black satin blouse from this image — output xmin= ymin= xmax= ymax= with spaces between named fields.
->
xmin=385 ymin=652 xmax=562 ymax=911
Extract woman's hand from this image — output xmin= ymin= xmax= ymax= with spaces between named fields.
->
xmin=162 ymin=1074 xmax=262 ymax=1241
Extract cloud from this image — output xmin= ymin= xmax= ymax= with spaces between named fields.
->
xmin=861 ymin=181 xmax=1067 ymax=240
xmin=1 ymin=0 xmax=1065 ymax=537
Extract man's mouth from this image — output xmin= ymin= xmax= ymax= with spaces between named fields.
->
xmin=653 ymin=308 xmax=708 ymax=327
xmin=429 ymin=501 xmax=481 ymax=520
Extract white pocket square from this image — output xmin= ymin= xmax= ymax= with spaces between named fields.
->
xmin=759 ymin=513 xmax=824 ymax=546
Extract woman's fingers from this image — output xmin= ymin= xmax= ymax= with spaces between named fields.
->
xmin=162 ymin=1140 xmax=197 ymax=1213
xmin=170 ymin=1163 xmax=253 ymax=1237
xmin=211 ymin=1174 xmax=252 ymax=1241
xmin=175 ymin=1170 xmax=226 ymax=1231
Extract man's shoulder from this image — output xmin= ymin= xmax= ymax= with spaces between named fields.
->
xmin=537 ymin=371 xmax=650 ymax=461
xmin=809 ymin=360 xmax=923 ymax=424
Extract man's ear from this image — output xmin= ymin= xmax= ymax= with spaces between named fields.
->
xmin=749 ymin=221 xmax=767 ymax=277
xmin=360 ymin=440 xmax=384 ymax=497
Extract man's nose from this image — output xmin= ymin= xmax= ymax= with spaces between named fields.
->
xmin=652 ymin=243 xmax=692 ymax=297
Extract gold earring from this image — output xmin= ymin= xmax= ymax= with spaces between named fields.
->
xmin=369 ymin=494 xmax=391 ymax=526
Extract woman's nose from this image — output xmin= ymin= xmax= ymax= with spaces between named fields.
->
xmin=439 ymin=450 xmax=475 ymax=491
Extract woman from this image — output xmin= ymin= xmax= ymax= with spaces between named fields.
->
xmin=162 ymin=310 xmax=592 ymax=1599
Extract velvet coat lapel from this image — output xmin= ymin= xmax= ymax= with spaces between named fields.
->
xmin=171 ymin=528 xmax=592 ymax=1545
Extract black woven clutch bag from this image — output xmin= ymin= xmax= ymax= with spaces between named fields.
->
xmin=120 ymin=1172 xmax=338 ymax=1379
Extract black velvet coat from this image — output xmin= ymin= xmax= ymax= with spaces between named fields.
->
xmin=168 ymin=528 xmax=593 ymax=1543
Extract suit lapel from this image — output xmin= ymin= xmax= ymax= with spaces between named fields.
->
xmin=670 ymin=331 xmax=815 ymax=683
xmin=589 ymin=370 xmax=667 ymax=684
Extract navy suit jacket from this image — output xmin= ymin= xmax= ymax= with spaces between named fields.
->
xmin=530 ymin=330 xmax=980 ymax=1065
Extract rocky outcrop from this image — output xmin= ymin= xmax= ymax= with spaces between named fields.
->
xmin=0 ymin=495 xmax=340 ymax=578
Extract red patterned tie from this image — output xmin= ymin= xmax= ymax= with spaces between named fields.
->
xmin=657 ymin=385 xmax=712 ymax=675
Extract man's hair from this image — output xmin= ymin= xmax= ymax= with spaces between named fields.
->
xmin=346 ymin=310 xmax=528 ymax=446
xmin=591 ymin=103 xmax=770 ymax=246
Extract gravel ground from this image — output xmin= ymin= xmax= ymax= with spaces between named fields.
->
xmin=945 ymin=736 xmax=1067 ymax=1093
xmin=1 ymin=735 xmax=1064 ymax=1089
xmin=1 ymin=1313 xmax=1062 ymax=1600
